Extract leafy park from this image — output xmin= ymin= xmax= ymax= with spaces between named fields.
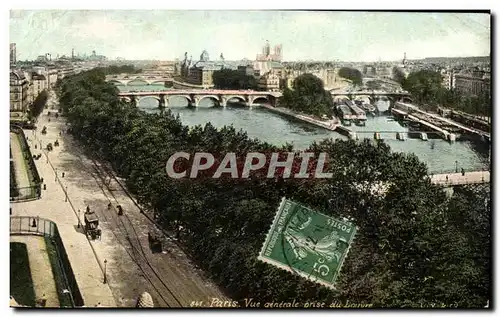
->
xmin=55 ymin=69 xmax=490 ymax=307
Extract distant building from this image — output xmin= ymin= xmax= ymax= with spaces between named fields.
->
xmin=143 ymin=61 xmax=176 ymax=78
xmin=31 ymin=72 xmax=47 ymax=99
xmin=238 ymin=65 xmax=255 ymax=77
xmin=179 ymin=50 xmax=251 ymax=88
xmin=363 ymin=65 xmax=376 ymax=77
xmin=453 ymin=73 xmax=490 ymax=97
xmin=10 ymin=43 xmax=16 ymax=66
xmin=256 ymin=41 xmax=282 ymax=62
xmin=258 ymin=72 xmax=280 ymax=91
xmin=10 ymin=70 xmax=29 ymax=112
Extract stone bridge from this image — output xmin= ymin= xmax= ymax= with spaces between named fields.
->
xmin=105 ymin=74 xmax=173 ymax=86
xmin=330 ymin=90 xmax=412 ymax=104
xmin=117 ymin=90 xmax=283 ymax=107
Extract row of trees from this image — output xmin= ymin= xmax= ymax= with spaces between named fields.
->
xmin=102 ymin=65 xmax=142 ymax=75
xmin=279 ymin=74 xmax=334 ymax=117
xmin=55 ymin=69 xmax=490 ymax=307
xmin=212 ymin=69 xmax=257 ymax=90
xmin=28 ymin=89 xmax=49 ymax=120
xmin=10 ymin=160 xmax=18 ymax=198
xmin=394 ymin=68 xmax=491 ymax=117
xmin=338 ymin=67 xmax=363 ymax=86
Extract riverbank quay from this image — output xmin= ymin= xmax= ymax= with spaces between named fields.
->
xmin=261 ymin=105 xmax=358 ymax=139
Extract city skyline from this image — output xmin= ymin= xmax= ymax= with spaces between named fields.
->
xmin=10 ymin=10 xmax=490 ymax=62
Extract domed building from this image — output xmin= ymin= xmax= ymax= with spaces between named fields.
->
xmin=180 ymin=50 xmax=253 ymax=88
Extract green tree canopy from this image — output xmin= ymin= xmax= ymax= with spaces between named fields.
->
xmin=212 ymin=69 xmax=257 ymax=90
xmin=338 ymin=67 xmax=363 ymax=86
xmin=402 ymin=70 xmax=491 ymax=117
xmin=279 ymin=73 xmax=333 ymax=117
xmin=55 ymin=69 xmax=490 ymax=308
xmin=28 ymin=89 xmax=49 ymax=120
xmin=101 ymin=65 xmax=142 ymax=75
xmin=392 ymin=67 xmax=406 ymax=85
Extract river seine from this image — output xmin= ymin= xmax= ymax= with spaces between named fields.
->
xmin=118 ymin=84 xmax=489 ymax=174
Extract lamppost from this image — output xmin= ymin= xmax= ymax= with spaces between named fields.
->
xmin=455 ymin=160 xmax=458 ymax=173
xmin=77 ymin=209 xmax=81 ymax=228
xmin=103 ymin=259 xmax=108 ymax=284
xmin=65 ymin=186 xmax=68 ymax=202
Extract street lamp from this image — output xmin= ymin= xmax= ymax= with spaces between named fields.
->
xmin=103 ymin=259 xmax=108 ymax=284
xmin=65 ymin=186 xmax=68 ymax=202
xmin=77 ymin=209 xmax=81 ymax=228
xmin=455 ymin=160 xmax=458 ymax=173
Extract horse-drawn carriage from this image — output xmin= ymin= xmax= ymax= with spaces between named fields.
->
xmin=84 ymin=210 xmax=102 ymax=240
xmin=148 ymin=228 xmax=163 ymax=253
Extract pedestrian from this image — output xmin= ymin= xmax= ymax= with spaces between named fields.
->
xmin=461 ymin=168 xmax=465 ymax=176
xmin=86 ymin=205 xmax=90 ymax=213
xmin=446 ymin=175 xmax=449 ymax=182
xmin=62 ymin=172 xmax=65 ymax=178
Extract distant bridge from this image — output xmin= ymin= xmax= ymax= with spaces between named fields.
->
xmin=106 ymin=74 xmax=173 ymax=86
xmin=395 ymin=102 xmax=491 ymax=141
xmin=330 ymin=90 xmax=411 ymax=98
xmin=118 ymin=90 xmax=282 ymax=107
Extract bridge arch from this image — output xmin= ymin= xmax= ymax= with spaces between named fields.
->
xmin=226 ymin=95 xmax=247 ymax=104
xmin=137 ymin=96 xmax=160 ymax=107
xmin=150 ymin=80 xmax=166 ymax=85
xmin=252 ymin=96 xmax=269 ymax=105
xmin=197 ymin=95 xmax=221 ymax=107
xmin=128 ymin=79 xmax=149 ymax=86
xmin=167 ymin=95 xmax=193 ymax=107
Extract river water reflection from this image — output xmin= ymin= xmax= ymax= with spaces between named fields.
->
xmin=119 ymin=84 xmax=490 ymax=174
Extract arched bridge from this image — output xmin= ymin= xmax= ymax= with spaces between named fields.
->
xmin=117 ymin=90 xmax=283 ymax=107
xmin=331 ymin=90 xmax=412 ymax=103
xmin=106 ymin=75 xmax=173 ymax=86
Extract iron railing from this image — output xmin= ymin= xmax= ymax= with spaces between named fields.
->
xmin=10 ymin=125 xmax=42 ymax=202
xmin=10 ymin=216 xmax=84 ymax=307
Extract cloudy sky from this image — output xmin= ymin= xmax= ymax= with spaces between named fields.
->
xmin=9 ymin=10 xmax=490 ymax=61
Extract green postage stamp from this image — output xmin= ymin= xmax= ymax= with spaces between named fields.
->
xmin=258 ymin=197 xmax=357 ymax=289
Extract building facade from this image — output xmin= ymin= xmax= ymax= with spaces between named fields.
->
xmin=10 ymin=70 xmax=29 ymax=112
xmin=453 ymin=74 xmax=490 ymax=96
xmin=258 ymin=72 xmax=280 ymax=91
xmin=31 ymin=73 xmax=47 ymax=99
xmin=10 ymin=43 xmax=16 ymax=66
xmin=179 ymin=50 xmax=251 ymax=88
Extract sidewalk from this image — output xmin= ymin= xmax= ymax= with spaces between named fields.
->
xmin=21 ymin=90 xmax=229 ymax=307
xmin=12 ymin=105 xmax=116 ymax=307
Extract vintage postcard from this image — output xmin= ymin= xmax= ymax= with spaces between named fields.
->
xmin=9 ymin=10 xmax=491 ymax=309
